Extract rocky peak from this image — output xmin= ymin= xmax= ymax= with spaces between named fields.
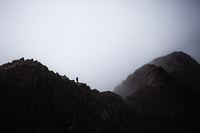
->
xmin=114 ymin=64 xmax=172 ymax=98
xmin=114 ymin=51 xmax=200 ymax=98
xmin=150 ymin=51 xmax=200 ymax=91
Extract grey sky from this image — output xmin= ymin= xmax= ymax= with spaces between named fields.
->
xmin=0 ymin=0 xmax=200 ymax=91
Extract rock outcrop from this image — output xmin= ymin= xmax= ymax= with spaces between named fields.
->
xmin=0 ymin=58 xmax=132 ymax=133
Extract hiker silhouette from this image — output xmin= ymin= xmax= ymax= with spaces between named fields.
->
xmin=76 ymin=77 xmax=79 ymax=83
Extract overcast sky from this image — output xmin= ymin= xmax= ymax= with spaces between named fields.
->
xmin=0 ymin=0 xmax=200 ymax=91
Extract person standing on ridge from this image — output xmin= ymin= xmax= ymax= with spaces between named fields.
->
xmin=76 ymin=77 xmax=79 ymax=83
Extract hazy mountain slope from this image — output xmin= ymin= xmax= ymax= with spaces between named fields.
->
xmin=150 ymin=51 xmax=200 ymax=91
xmin=114 ymin=51 xmax=200 ymax=133
xmin=114 ymin=64 xmax=173 ymax=98
xmin=114 ymin=51 xmax=200 ymax=98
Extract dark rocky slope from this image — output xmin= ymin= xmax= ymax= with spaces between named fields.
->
xmin=114 ymin=64 xmax=172 ymax=98
xmin=114 ymin=51 xmax=200 ymax=133
xmin=1 ymin=51 xmax=200 ymax=133
xmin=124 ymin=66 xmax=200 ymax=133
xmin=150 ymin=51 xmax=200 ymax=92
xmin=0 ymin=58 xmax=133 ymax=133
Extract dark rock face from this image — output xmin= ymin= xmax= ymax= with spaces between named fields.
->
xmin=150 ymin=51 xmax=200 ymax=91
xmin=114 ymin=64 xmax=172 ymax=98
xmin=114 ymin=51 xmax=200 ymax=97
xmin=0 ymin=58 xmax=132 ymax=133
xmin=114 ymin=51 xmax=200 ymax=133
xmin=125 ymin=73 xmax=200 ymax=133
xmin=1 ymin=51 xmax=200 ymax=133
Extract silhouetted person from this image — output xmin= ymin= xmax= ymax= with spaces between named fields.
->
xmin=76 ymin=77 xmax=79 ymax=83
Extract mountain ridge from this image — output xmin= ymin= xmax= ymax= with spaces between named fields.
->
xmin=0 ymin=51 xmax=200 ymax=133
xmin=0 ymin=57 xmax=133 ymax=133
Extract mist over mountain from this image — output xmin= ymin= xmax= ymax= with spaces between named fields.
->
xmin=114 ymin=51 xmax=200 ymax=132
xmin=1 ymin=0 xmax=200 ymax=91
xmin=114 ymin=51 xmax=200 ymax=98
xmin=0 ymin=51 xmax=200 ymax=132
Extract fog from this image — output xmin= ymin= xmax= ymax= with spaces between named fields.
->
xmin=0 ymin=0 xmax=200 ymax=91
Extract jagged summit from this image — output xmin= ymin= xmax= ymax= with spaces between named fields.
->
xmin=0 ymin=58 xmax=47 ymax=70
